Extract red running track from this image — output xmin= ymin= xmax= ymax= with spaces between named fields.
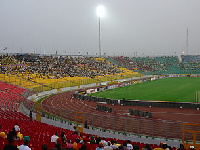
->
xmin=42 ymin=91 xmax=200 ymax=139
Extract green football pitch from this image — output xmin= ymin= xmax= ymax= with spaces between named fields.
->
xmin=90 ymin=77 xmax=200 ymax=102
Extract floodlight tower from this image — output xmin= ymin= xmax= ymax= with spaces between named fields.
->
xmin=96 ymin=5 xmax=105 ymax=57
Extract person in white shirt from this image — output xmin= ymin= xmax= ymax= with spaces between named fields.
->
xmin=19 ymin=136 xmax=31 ymax=150
xmin=100 ymin=137 xmax=108 ymax=147
xmin=14 ymin=123 xmax=20 ymax=132
xmin=111 ymin=140 xmax=118 ymax=150
xmin=127 ymin=140 xmax=133 ymax=150
xmin=104 ymin=141 xmax=113 ymax=150
xmin=51 ymin=132 xmax=59 ymax=143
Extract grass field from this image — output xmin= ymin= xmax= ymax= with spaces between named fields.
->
xmin=90 ymin=77 xmax=200 ymax=102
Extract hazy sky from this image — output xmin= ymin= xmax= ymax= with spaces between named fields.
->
xmin=0 ymin=0 xmax=200 ymax=56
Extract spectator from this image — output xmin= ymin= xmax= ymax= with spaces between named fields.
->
xmin=14 ymin=123 xmax=20 ymax=132
xmin=84 ymin=121 xmax=88 ymax=129
xmin=19 ymin=136 xmax=31 ymax=150
xmin=100 ymin=137 xmax=107 ymax=147
xmin=96 ymin=142 xmax=104 ymax=150
xmin=71 ymin=130 xmax=80 ymax=143
xmin=80 ymin=140 xmax=87 ymax=150
xmin=111 ymin=140 xmax=118 ymax=149
xmin=73 ymin=126 xmax=78 ymax=133
xmin=66 ymin=140 xmax=74 ymax=149
xmin=60 ymin=131 xmax=67 ymax=144
xmin=73 ymin=138 xmax=81 ymax=150
xmin=90 ymin=136 xmax=96 ymax=144
xmin=133 ymin=144 xmax=139 ymax=150
xmin=142 ymin=144 xmax=152 ymax=150
xmin=51 ymin=132 xmax=59 ymax=143
xmin=120 ymin=141 xmax=128 ymax=150
xmin=8 ymin=128 xmax=17 ymax=140
xmin=127 ymin=140 xmax=133 ymax=150
xmin=96 ymin=136 xmax=101 ymax=144
xmin=29 ymin=111 xmax=32 ymax=121
xmin=3 ymin=136 xmax=18 ymax=150
xmin=177 ymin=144 xmax=184 ymax=150
xmin=104 ymin=141 xmax=113 ymax=150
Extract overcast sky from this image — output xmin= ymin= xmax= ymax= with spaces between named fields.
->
xmin=0 ymin=0 xmax=200 ymax=56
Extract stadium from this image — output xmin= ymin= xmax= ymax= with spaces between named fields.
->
xmin=0 ymin=54 xmax=200 ymax=150
xmin=1 ymin=0 xmax=200 ymax=150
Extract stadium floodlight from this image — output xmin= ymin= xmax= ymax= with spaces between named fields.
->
xmin=96 ymin=5 xmax=105 ymax=57
xmin=96 ymin=5 xmax=105 ymax=18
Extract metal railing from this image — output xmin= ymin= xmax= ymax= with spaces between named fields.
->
xmin=22 ymin=98 xmax=183 ymax=140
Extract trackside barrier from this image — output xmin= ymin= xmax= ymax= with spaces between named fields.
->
xmin=28 ymin=73 xmax=141 ymax=93
xmin=21 ymin=100 xmax=181 ymax=148
xmin=75 ymin=94 xmax=200 ymax=109
xmin=22 ymin=97 xmax=183 ymax=140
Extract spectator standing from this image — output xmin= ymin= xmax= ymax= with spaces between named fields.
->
xmin=8 ymin=128 xmax=17 ymax=140
xmin=133 ymin=144 xmax=139 ymax=150
xmin=14 ymin=123 xmax=20 ymax=132
xmin=110 ymin=140 xmax=118 ymax=150
xmin=73 ymin=138 xmax=81 ymax=150
xmin=29 ymin=111 xmax=32 ymax=121
xmin=100 ymin=137 xmax=107 ymax=147
xmin=60 ymin=131 xmax=67 ymax=144
xmin=19 ymin=136 xmax=31 ymax=150
xmin=96 ymin=136 xmax=101 ymax=144
xmin=177 ymin=144 xmax=184 ymax=150
xmin=104 ymin=141 xmax=113 ymax=150
xmin=73 ymin=126 xmax=78 ymax=133
xmin=51 ymin=132 xmax=59 ymax=143
xmin=84 ymin=121 xmax=88 ymax=129
xmin=127 ymin=140 xmax=133 ymax=150
xmin=96 ymin=142 xmax=104 ymax=150
xmin=3 ymin=136 xmax=18 ymax=150
xmin=119 ymin=142 xmax=128 ymax=150
xmin=90 ymin=136 xmax=96 ymax=144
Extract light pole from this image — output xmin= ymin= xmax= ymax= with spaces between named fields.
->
xmin=96 ymin=5 xmax=105 ymax=57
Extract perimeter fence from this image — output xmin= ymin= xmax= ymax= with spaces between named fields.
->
xmin=23 ymin=97 xmax=183 ymax=140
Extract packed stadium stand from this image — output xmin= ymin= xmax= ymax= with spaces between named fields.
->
xmin=1 ymin=54 xmax=200 ymax=149
xmin=181 ymin=55 xmax=200 ymax=74
xmin=107 ymin=55 xmax=200 ymax=75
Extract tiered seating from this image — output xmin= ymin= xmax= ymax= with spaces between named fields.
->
xmin=182 ymin=62 xmax=200 ymax=74
xmin=0 ymin=118 xmax=74 ymax=150
xmin=0 ymin=81 xmax=26 ymax=112
xmin=0 ymin=118 xmax=178 ymax=150
xmin=108 ymin=56 xmax=188 ymax=75
xmin=0 ymin=55 xmax=140 ymax=91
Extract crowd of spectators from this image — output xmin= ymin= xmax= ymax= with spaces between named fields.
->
xmin=0 ymin=55 xmax=122 ymax=80
xmin=0 ymin=123 xmax=186 ymax=150
xmin=1 ymin=55 xmax=199 ymax=81
xmin=109 ymin=56 xmax=183 ymax=74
